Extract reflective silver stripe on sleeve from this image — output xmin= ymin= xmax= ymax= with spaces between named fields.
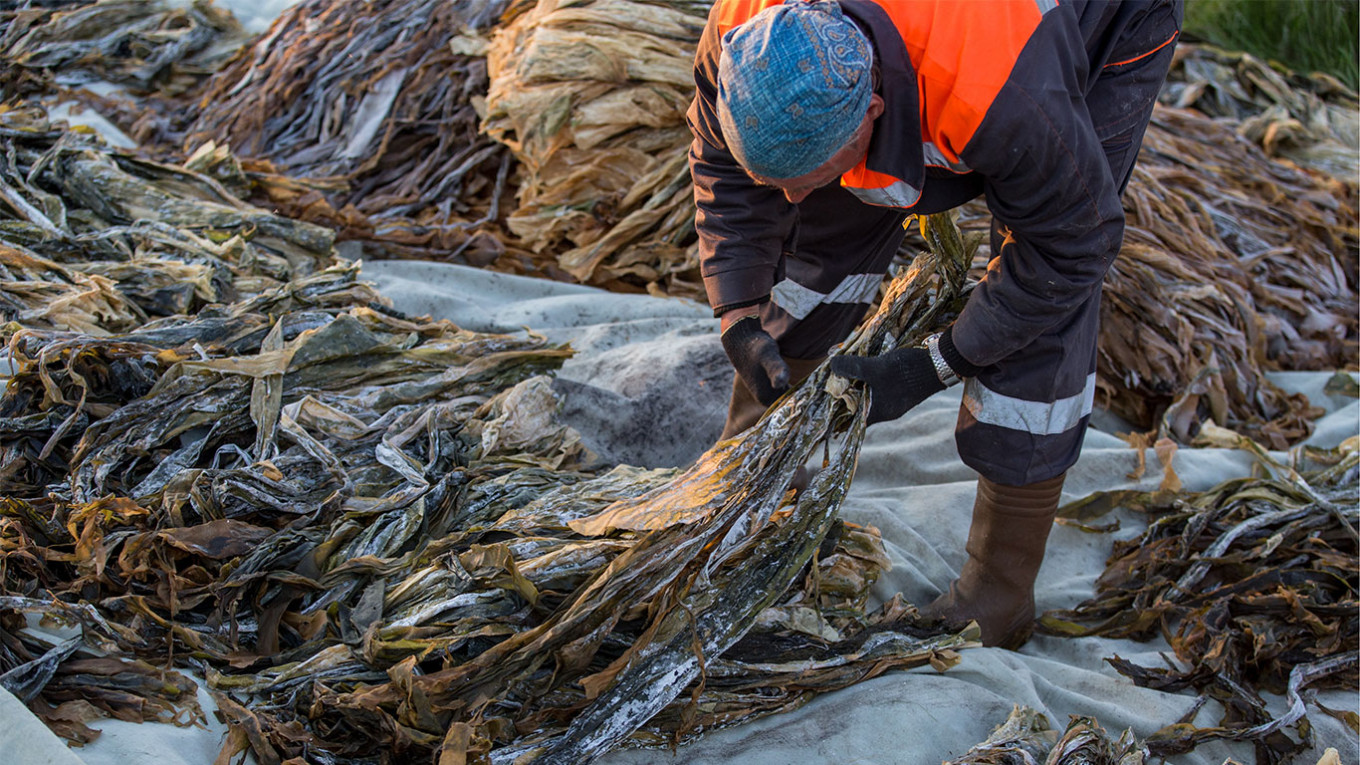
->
xmin=771 ymin=273 xmax=882 ymax=320
xmin=923 ymin=142 xmax=971 ymax=173
xmin=846 ymin=180 xmax=921 ymax=208
xmin=962 ymin=372 xmax=1096 ymax=436
xmin=1034 ymin=0 xmax=1058 ymax=13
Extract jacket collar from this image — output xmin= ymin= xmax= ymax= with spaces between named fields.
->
xmin=839 ymin=0 xmax=924 ymax=192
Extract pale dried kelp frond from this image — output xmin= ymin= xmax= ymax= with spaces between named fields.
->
xmin=1039 ymin=444 xmax=1359 ymax=764
xmin=178 ymin=0 xmax=517 ymax=259
xmin=1162 ymin=43 xmax=1360 ymax=180
xmin=1098 ymin=106 xmax=1357 ymax=448
xmin=0 ymin=0 xmax=248 ymax=98
xmin=482 ymin=0 xmax=708 ymax=294
xmin=943 ymin=705 xmax=1059 ymax=765
xmin=1045 ymin=716 xmax=1147 ymax=765
xmin=0 ymin=242 xmax=145 ymax=334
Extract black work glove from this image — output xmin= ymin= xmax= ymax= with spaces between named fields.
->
xmin=830 ymin=327 xmax=982 ymax=424
xmin=721 ymin=315 xmax=792 ymax=406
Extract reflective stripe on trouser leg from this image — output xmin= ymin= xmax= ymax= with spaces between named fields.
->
xmin=963 ymin=373 xmax=1096 ymax=436
xmin=956 ymin=285 xmax=1102 ymax=486
xmin=958 ymin=17 xmax=1176 ymax=485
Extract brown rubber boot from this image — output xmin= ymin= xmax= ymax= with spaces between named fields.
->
xmin=924 ymin=471 xmax=1066 ymax=649
xmin=719 ymin=355 xmax=825 ymax=440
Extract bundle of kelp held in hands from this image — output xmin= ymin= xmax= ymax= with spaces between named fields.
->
xmin=1040 ymin=445 xmax=1359 ymax=764
xmin=0 ymin=103 xmax=980 ymax=761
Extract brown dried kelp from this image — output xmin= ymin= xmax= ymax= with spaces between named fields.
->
xmin=944 ymin=708 xmax=1148 ymax=765
xmin=482 ymin=0 xmax=708 ymax=294
xmin=1161 ymin=43 xmax=1360 ymax=181
xmin=0 ymin=106 xmax=336 ymax=311
xmin=1098 ymin=106 xmax=1357 ymax=447
xmin=0 ymin=619 xmax=205 ymax=746
xmin=1039 ymin=446 xmax=1360 ymax=764
xmin=220 ymin=213 xmax=974 ymax=764
xmin=177 ymin=0 xmax=517 ymax=261
xmin=0 ymin=210 xmax=976 ymax=763
xmin=1045 ymin=716 xmax=1147 ymax=765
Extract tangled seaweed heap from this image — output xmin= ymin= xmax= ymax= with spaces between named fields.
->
xmin=11 ymin=0 xmax=1351 ymax=451
xmin=1041 ymin=447 xmax=1359 ymax=764
xmin=0 ymin=0 xmax=248 ymax=101
xmin=481 ymin=0 xmax=709 ymax=295
xmin=177 ymin=0 xmax=518 ymax=261
xmin=1102 ymin=106 xmax=1357 ymax=448
xmin=1162 ymin=43 xmax=1360 ymax=181
xmin=0 ymin=104 xmax=979 ymax=762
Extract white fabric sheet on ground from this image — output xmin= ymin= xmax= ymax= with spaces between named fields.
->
xmin=9 ymin=261 xmax=1358 ymax=765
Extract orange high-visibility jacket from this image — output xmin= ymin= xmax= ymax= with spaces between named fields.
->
xmin=689 ymin=0 xmax=1181 ymax=371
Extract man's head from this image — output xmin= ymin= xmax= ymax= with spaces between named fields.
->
xmin=716 ymin=0 xmax=876 ymax=188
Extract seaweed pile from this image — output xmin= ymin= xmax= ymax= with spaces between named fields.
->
xmin=481 ymin=0 xmax=708 ymax=295
xmin=176 ymin=0 xmax=520 ymax=264
xmin=1099 ymin=106 xmax=1357 ymax=448
xmin=1161 ymin=43 xmax=1359 ymax=181
xmin=1040 ymin=445 xmax=1359 ymax=764
xmin=0 ymin=0 xmax=248 ymax=101
xmin=0 ymin=100 xmax=980 ymax=761
xmin=12 ymin=0 xmax=1351 ymax=449
xmin=944 ymin=706 xmax=1149 ymax=765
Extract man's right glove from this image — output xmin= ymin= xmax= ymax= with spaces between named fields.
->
xmin=721 ymin=314 xmax=792 ymax=406
xmin=830 ymin=327 xmax=982 ymax=424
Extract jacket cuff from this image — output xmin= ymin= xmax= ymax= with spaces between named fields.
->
xmin=703 ymin=265 xmax=777 ymax=317
xmin=939 ymin=325 xmax=985 ymax=378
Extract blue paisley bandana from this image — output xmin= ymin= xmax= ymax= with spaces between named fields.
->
xmin=716 ymin=0 xmax=873 ymax=180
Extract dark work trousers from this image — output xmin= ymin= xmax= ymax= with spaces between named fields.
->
xmin=725 ymin=10 xmax=1180 ymax=486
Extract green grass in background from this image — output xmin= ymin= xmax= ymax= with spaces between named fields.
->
xmin=1183 ymin=0 xmax=1360 ymax=90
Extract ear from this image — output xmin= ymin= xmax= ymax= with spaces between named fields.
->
xmin=865 ymin=93 xmax=885 ymax=121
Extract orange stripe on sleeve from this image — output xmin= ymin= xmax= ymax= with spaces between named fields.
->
xmin=1104 ymin=30 xmax=1179 ymax=68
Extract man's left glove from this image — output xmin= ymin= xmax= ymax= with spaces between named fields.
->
xmin=721 ymin=315 xmax=792 ymax=406
xmin=830 ymin=327 xmax=982 ymax=424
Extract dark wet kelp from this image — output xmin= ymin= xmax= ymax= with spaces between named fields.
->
xmin=0 ymin=116 xmax=979 ymax=765
xmin=1040 ymin=447 xmax=1359 ymax=763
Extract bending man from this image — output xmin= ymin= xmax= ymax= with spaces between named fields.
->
xmin=688 ymin=0 xmax=1181 ymax=648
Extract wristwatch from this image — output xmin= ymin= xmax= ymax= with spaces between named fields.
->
xmin=924 ymin=333 xmax=960 ymax=387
